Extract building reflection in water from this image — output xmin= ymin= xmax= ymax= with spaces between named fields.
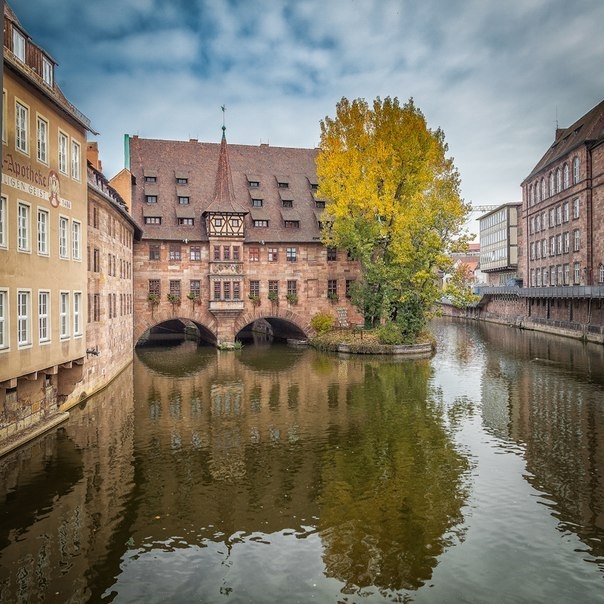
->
xmin=475 ymin=321 xmax=604 ymax=567
xmin=0 ymin=366 xmax=135 ymax=603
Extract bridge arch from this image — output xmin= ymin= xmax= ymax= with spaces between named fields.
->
xmin=234 ymin=308 xmax=311 ymax=342
xmin=134 ymin=306 xmax=218 ymax=346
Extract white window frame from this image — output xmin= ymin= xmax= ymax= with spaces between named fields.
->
xmin=0 ymin=289 xmax=8 ymax=351
xmin=37 ymin=208 xmax=49 ymax=255
xmin=573 ymin=198 xmax=580 ymax=219
xmin=573 ymin=230 xmax=580 ymax=252
xmin=574 ymin=262 xmax=581 ymax=285
xmin=38 ymin=290 xmax=50 ymax=344
xmin=37 ymin=115 xmax=48 ymax=164
xmin=72 ymin=220 xmax=81 ymax=260
xmin=573 ymin=157 xmax=580 ymax=184
xmin=71 ymin=140 xmax=81 ymax=181
xmin=73 ymin=292 xmax=82 ymax=337
xmin=0 ymin=196 xmax=6 ymax=249
xmin=42 ymin=56 xmax=53 ymax=87
xmin=17 ymin=290 xmax=31 ymax=348
xmin=58 ymin=131 xmax=68 ymax=174
xmin=18 ymin=202 xmax=30 ymax=252
xmin=59 ymin=215 xmax=69 ymax=259
xmin=16 ymin=101 xmax=29 ymax=154
xmin=60 ymin=291 xmax=70 ymax=339
xmin=12 ymin=29 xmax=25 ymax=62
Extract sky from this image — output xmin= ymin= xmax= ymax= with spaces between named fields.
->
xmin=13 ymin=0 xmax=604 ymax=238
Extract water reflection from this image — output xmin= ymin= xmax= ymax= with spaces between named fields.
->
xmin=1 ymin=323 xmax=604 ymax=602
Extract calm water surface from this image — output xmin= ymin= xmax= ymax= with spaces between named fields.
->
xmin=1 ymin=319 xmax=604 ymax=603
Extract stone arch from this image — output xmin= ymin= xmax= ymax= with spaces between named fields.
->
xmin=234 ymin=307 xmax=311 ymax=341
xmin=134 ymin=305 xmax=218 ymax=346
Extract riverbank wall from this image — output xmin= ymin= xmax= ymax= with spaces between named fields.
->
xmin=440 ymin=285 xmax=604 ymax=344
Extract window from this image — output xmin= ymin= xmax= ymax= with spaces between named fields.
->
xmin=573 ymin=230 xmax=580 ymax=252
xmin=0 ymin=290 xmax=7 ymax=350
xmin=213 ymin=282 xmax=221 ymax=300
xmin=223 ymin=246 xmax=230 ymax=261
xmin=169 ymin=280 xmax=181 ymax=298
xmin=42 ymin=57 xmax=53 ymax=86
xmin=563 ymin=264 xmax=570 ymax=285
xmin=555 ymin=168 xmax=561 ymax=193
xmin=573 ymin=157 xmax=580 ymax=184
xmin=149 ymin=279 xmax=160 ymax=297
xmin=144 ymin=217 xmax=161 ymax=225
xmin=213 ymin=246 xmax=221 ymax=261
xmin=563 ymin=163 xmax=569 ymax=189
xmin=176 ymin=177 xmax=188 ymax=185
xmin=59 ymin=216 xmax=69 ymax=258
xmin=542 ymin=239 xmax=547 ymax=258
xmin=37 ymin=208 xmax=49 ymax=255
xmin=541 ymin=179 xmax=546 ymax=200
xmin=542 ymin=211 xmax=547 ymax=230
xmin=346 ymin=279 xmax=354 ymax=298
xmin=252 ymin=198 xmax=263 ymax=207
xmin=327 ymin=247 xmax=337 ymax=261
xmin=190 ymin=245 xmax=201 ymax=261
xmin=249 ymin=247 xmax=260 ymax=262
xmin=549 ymin=173 xmax=554 ymax=196
xmin=253 ymin=219 xmax=268 ymax=227
xmin=233 ymin=282 xmax=241 ymax=300
xmin=529 ymin=217 xmax=534 ymax=234
xmin=71 ymin=141 xmax=81 ymax=180
xmin=557 ymin=265 xmax=563 ymax=286
xmin=549 ymin=208 xmax=555 ymax=227
xmin=38 ymin=292 xmax=50 ymax=341
xmin=73 ymin=292 xmax=82 ymax=336
xmin=268 ymin=247 xmax=278 ymax=262
xmin=287 ymin=280 xmax=297 ymax=295
xmin=17 ymin=291 xmax=31 ymax=347
xmin=556 ymin=206 xmax=562 ymax=225
xmin=190 ymin=280 xmax=201 ymax=299
xmin=574 ymin=262 xmax=581 ymax=285
xmin=268 ymin=280 xmax=279 ymax=298
xmin=145 ymin=195 xmax=158 ymax=204
xmin=286 ymin=247 xmax=297 ymax=262
xmin=543 ymin=269 xmax=548 ymax=286
xmin=563 ymin=202 xmax=569 ymax=223
xmin=37 ymin=117 xmax=48 ymax=163
xmin=284 ymin=220 xmax=300 ymax=228
xmin=278 ymin=181 xmax=289 ymax=189
xmin=223 ymin=282 xmax=231 ymax=300
xmin=18 ymin=203 xmax=30 ymax=251
xmin=1 ymin=91 xmax=5 ymax=143
xmin=600 ymin=265 xmax=604 ymax=284
xmin=178 ymin=196 xmax=190 ymax=205
xmin=563 ymin=232 xmax=569 ymax=254
xmin=72 ymin=221 xmax=81 ymax=260
xmin=145 ymin=176 xmax=157 ymax=183
xmin=573 ymin=198 xmax=580 ymax=219
xmin=93 ymin=294 xmax=100 ymax=322
xmin=556 ymin=234 xmax=562 ymax=255
xmin=550 ymin=266 xmax=556 ymax=286
xmin=282 ymin=200 xmax=293 ymax=208
xmin=16 ymin=102 xmax=28 ymax=154
xmin=315 ymin=200 xmax=325 ymax=209
xmin=0 ymin=196 xmax=6 ymax=248
xmin=149 ymin=243 xmax=161 ymax=260
xmin=169 ymin=244 xmax=181 ymax=261
xmin=93 ymin=247 xmax=100 ymax=272
xmin=328 ymin=280 xmax=338 ymax=298
xmin=233 ymin=246 xmax=240 ymax=261
xmin=13 ymin=28 xmax=25 ymax=61
xmin=249 ymin=280 xmax=260 ymax=298
xmin=58 ymin=132 xmax=68 ymax=174
xmin=178 ymin=217 xmax=194 ymax=226
xmin=248 ymin=180 xmax=259 ymax=188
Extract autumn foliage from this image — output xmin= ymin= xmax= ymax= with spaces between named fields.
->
xmin=317 ymin=96 xmax=470 ymax=341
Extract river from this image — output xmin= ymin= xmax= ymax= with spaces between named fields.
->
xmin=1 ymin=318 xmax=603 ymax=603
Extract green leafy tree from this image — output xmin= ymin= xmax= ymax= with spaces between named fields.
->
xmin=317 ymin=96 xmax=470 ymax=340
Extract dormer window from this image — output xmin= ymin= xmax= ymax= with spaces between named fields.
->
xmin=178 ymin=196 xmax=189 ymax=205
xmin=284 ymin=220 xmax=299 ymax=229
xmin=249 ymin=180 xmax=259 ymax=188
xmin=251 ymin=198 xmax=263 ymax=207
xmin=145 ymin=176 xmax=157 ymax=183
xmin=310 ymin=183 xmax=319 ymax=191
xmin=42 ymin=57 xmax=53 ymax=87
xmin=315 ymin=200 xmax=325 ymax=209
xmin=176 ymin=177 xmax=188 ymax=185
xmin=278 ymin=181 xmax=289 ymax=189
xmin=13 ymin=29 xmax=25 ymax=62
xmin=282 ymin=199 xmax=293 ymax=208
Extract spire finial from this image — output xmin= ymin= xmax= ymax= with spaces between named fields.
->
xmin=221 ymin=105 xmax=226 ymax=138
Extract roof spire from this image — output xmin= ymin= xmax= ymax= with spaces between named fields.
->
xmin=221 ymin=105 xmax=226 ymax=140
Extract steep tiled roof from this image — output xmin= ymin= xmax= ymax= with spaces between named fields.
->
xmin=524 ymin=99 xmax=604 ymax=182
xmin=129 ymin=135 xmax=323 ymax=243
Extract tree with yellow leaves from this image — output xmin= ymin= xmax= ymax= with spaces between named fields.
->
xmin=317 ymin=96 xmax=470 ymax=342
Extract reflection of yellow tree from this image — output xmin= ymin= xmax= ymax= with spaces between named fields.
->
xmin=319 ymin=360 xmax=469 ymax=594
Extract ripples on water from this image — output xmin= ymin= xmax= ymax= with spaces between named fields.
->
xmin=1 ymin=319 xmax=604 ymax=603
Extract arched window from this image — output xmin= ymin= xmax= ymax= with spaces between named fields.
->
xmin=573 ymin=156 xmax=580 ymax=184
xmin=541 ymin=178 xmax=546 ymax=200
xmin=563 ymin=163 xmax=569 ymax=189
xmin=556 ymin=168 xmax=561 ymax=193
xmin=549 ymin=172 xmax=554 ymax=196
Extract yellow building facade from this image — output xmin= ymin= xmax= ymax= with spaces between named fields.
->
xmin=0 ymin=5 xmax=94 ymax=442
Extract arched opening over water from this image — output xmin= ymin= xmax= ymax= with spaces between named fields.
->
xmin=235 ymin=316 xmax=308 ymax=345
xmin=136 ymin=318 xmax=217 ymax=347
